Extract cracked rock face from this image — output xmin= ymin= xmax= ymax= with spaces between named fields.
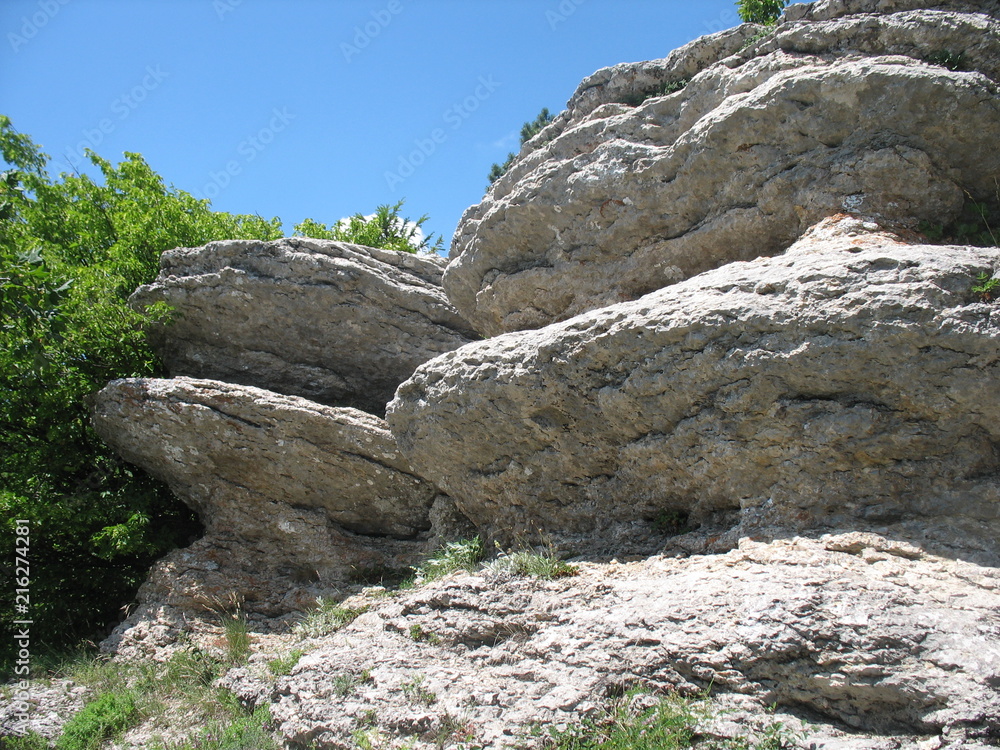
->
xmin=131 ymin=238 xmax=477 ymax=415
xmin=391 ymin=217 xmax=1000 ymax=559
xmin=445 ymin=3 xmax=1000 ymax=335
xmin=226 ymin=534 xmax=1000 ymax=748
xmin=91 ymin=377 xmax=463 ymax=636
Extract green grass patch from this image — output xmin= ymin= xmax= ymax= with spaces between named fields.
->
xmin=266 ymin=649 xmax=305 ymax=676
xmin=55 ymin=689 xmax=140 ymax=750
xmin=487 ymin=546 xmax=578 ymax=580
xmin=412 ymin=537 xmax=485 ymax=584
xmin=292 ymin=599 xmax=369 ymax=638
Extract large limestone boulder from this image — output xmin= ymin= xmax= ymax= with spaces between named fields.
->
xmin=446 ymin=2 xmax=1000 ymax=335
xmin=390 ymin=217 xmax=1000 ymax=560
xmin=92 ymin=377 xmax=469 ymax=641
xmin=131 ymin=238 xmax=477 ymax=414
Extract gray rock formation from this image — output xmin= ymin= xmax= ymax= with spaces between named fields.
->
xmin=445 ymin=3 xmax=1000 ymax=334
xmin=220 ymin=534 xmax=1000 ymax=748
xmin=92 ymin=377 xmax=464 ymax=632
xmin=131 ymin=238 xmax=477 ymax=414
xmin=391 ymin=217 xmax=1000 ymax=559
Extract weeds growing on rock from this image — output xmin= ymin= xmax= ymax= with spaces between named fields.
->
xmin=411 ymin=537 xmax=485 ymax=584
xmin=55 ymin=689 xmax=140 ymax=750
xmin=486 ymin=544 xmax=578 ymax=580
xmin=409 ymin=623 xmax=442 ymax=645
xmin=401 ymin=674 xmax=437 ymax=706
xmin=619 ymin=79 xmax=691 ymax=107
xmin=266 ymin=649 xmax=304 ymax=676
xmin=292 ymin=599 xmax=369 ymax=638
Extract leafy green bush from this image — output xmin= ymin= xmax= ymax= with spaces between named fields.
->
xmin=293 ymin=199 xmax=442 ymax=254
xmin=736 ymin=0 xmax=790 ymax=25
xmin=0 ymin=115 xmax=287 ymax=662
xmin=488 ymin=107 xmax=556 ymax=185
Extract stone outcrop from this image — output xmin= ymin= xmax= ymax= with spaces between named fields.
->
xmin=391 ymin=217 xmax=1000 ymax=560
xmin=92 ymin=377 xmax=467 ymax=638
xmin=218 ymin=534 xmax=1000 ymax=748
xmin=445 ymin=3 xmax=1000 ymax=335
xmin=131 ymin=238 xmax=477 ymax=414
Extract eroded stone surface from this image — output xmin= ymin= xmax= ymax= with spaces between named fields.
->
xmin=446 ymin=5 xmax=1000 ymax=334
xmin=393 ymin=218 xmax=1000 ymax=559
xmin=132 ymin=238 xmax=477 ymax=414
xmin=216 ymin=535 xmax=1000 ymax=748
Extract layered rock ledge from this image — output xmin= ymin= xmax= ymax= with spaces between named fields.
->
xmin=446 ymin=4 xmax=1000 ymax=334
xmin=92 ymin=377 xmax=470 ymax=648
xmin=131 ymin=238 xmax=478 ymax=414
xmin=391 ymin=217 xmax=1000 ymax=560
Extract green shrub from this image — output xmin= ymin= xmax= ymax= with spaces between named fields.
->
xmin=488 ymin=108 xmax=556 ymax=185
xmin=618 ymin=78 xmax=691 ymax=107
xmin=736 ymin=0 xmax=790 ymax=25
xmin=0 ymin=116 xmax=283 ymax=660
xmin=55 ymin=690 xmax=140 ymax=750
xmin=293 ymin=199 xmax=442 ymax=254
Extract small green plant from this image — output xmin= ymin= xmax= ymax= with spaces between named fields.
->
xmin=155 ymin=705 xmax=278 ymax=750
xmin=619 ymin=78 xmax=691 ymax=107
xmin=923 ymin=50 xmax=968 ymax=71
xmin=652 ymin=509 xmax=691 ymax=535
xmin=736 ymin=0 xmax=790 ymax=25
xmin=266 ymin=649 xmax=305 ymax=676
xmin=5 ymin=732 xmax=51 ymax=750
xmin=971 ymin=271 xmax=1000 ymax=302
xmin=545 ymin=691 xmax=704 ymax=750
xmin=401 ymin=674 xmax=437 ymax=706
xmin=412 ymin=537 xmax=485 ymax=584
xmin=409 ymin=623 xmax=442 ymax=645
xmin=488 ymin=108 xmax=556 ymax=184
xmin=486 ymin=544 xmax=578 ymax=580
xmin=293 ymin=599 xmax=369 ymax=638
xmin=55 ymin=690 xmax=140 ymax=750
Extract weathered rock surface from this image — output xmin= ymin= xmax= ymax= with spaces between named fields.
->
xmin=211 ymin=534 xmax=1000 ymax=749
xmin=446 ymin=3 xmax=1000 ymax=334
xmin=91 ymin=377 xmax=466 ymax=643
xmin=132 ymin=238 xmax=477 ymax=414
xmin=391 ymin=217 xmax=1000 ymax=559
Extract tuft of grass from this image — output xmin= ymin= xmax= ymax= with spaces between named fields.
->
xmin=401 ymin=674 xmax=437 ymax=706
xmin=408 ymin=623 xmax=442 ymax=645
xmin=412 ymin=537 xmax=485 ymax=584
xmin=55 ymin=689 xmax=140 ymax=750
xmin=619 ymin=78 xmax=691 ymax=107
xmin=292 ymin=598 xmax=368 ymax=638
xmin=331 ymin=669 xmax=372 ymax=698
xmin=486 ymin=546 xmax=578 ymax=581
xmin=222 ymin=612 xmax=251 ymax=665
xmin=923 ymin=49 xmax=968 ymax=71
xmin=266 ymin=649 xmax=305 ymax=676
xmin=5 ymin=732 xmax=51 ymax=750
xmin=152 ymin=705 xmax=278 ymax=750
xmin=545 ymin=692 xmax=703 ymax=750
xmin=543 ymin=691 xmax=807 ymax=750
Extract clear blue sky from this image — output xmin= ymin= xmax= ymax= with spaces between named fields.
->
xmin=1 ymin=0 xmax=740 ymax=246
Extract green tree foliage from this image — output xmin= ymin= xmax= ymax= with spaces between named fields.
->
xmin=0 ymin=115 xmax=284 ymax=663
xmin=487 ymin=107 xmax=556 ymax=185
xmin=736 ymin=0 xmax=790 ymax=24
xmin=292 ymin=199 xmax=443 ymax=254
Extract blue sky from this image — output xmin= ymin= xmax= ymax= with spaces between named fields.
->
xmin=1 ymin=0 xmax=741 ymax=247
